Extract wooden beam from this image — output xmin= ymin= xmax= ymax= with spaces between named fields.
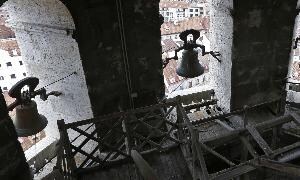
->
xmin=246 ymin=124 xmax=273 ymax=156
xmin=203 ymin=115 xmax=293 ymax=148
xmin=131 ymin=150 xmax=159 ymax=180
xmin=200 ymin=142 xmax=235 ymax=166
xmin=255 ymin=158 xmax=300 ymax=177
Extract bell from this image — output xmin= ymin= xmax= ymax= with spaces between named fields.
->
xmin=13 ymin=100 xmax=48 ymax=137
xmin=176 ymin=49 xmax=204 ymax=78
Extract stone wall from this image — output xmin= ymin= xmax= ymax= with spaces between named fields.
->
xmin=209 ymin=0 xmax=233 ymax=112
xmin=230 ymin=0 xmax=298 ymax=110
xmin=2 ymin=0 xmax=94 ymax=141
xmin=66 ymin=0 xmax=164 ymax=116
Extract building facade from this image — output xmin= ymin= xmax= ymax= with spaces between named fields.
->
xmin=0 ymin=41 xmax=27 ymax=91
xmin=0 ymin=10 xmax=27 ymax=92
xmin=159 ymin=0 xmax=209 ymax=22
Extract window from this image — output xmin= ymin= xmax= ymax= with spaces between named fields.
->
xmin=166 ymin=12 xmax=169 ymax=16
xmin=19 ymin=61 xmax=23 ymax=65
xmin=6 ymin=62 xmax=12 ymax=67
xmin=190 ymin=9 xmax=193 ymax=12
xmin=200 ymin=7 xmax=203 ymax=10
xmin=3 ymin=87 xmax=7 ymax=91
xmin=195 ymin=9 xmax=199 ymax=12
xmin=23 ymin=73 xmax=26 ymax=76
xmin=10 ymin=74 xmax=16 ymax=79
xmin=190 ymin=14 xmax=193 ymax=17
xmin=195 ymin=14 xmax=199 ymax=16
xmin=0 ymin=76 xmax=4 ymax=80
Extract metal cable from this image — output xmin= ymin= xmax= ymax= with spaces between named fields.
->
xmin=37 ymin=71 xmax=77 ymax=91
xmin=116 ymin=0 xmax=134 ymax=109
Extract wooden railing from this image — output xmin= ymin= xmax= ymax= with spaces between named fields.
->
xmin=55 ymin=92 xmax=300 ymax=180
xmin=56 ymin=101 xmax=181 ymax=178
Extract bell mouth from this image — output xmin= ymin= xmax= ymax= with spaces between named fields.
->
xmin=14 ymin=114 xmax=48 ymax=137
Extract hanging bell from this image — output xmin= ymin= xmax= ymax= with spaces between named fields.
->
xmin=176 ymin=48 xmax=204 ymax=78
xmin=13 ymin=100 xmax=48 ymax=137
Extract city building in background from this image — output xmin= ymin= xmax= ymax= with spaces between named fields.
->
xmin=160 ymin=0 xmax=211 ymax=94
xmin=0 ymin=9 xmax=27 ymax=92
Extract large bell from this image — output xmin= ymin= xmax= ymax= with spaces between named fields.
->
xmin=176 ymin=49 xmax=204 ymax=78
xmin=13 ymin=100 xmax=48 ymax=137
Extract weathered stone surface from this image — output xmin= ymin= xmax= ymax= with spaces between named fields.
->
xmin=231 ymin=0 xmax=298 ymax=109
xmin=67 ymin=0 xmax=164 ymax=115
xmin=209 ymin=0 xmax=233 ymax=112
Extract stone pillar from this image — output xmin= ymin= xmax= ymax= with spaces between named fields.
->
xmin=209 ymin=0 xmax=233 ymax=112
xmin=3 ymin=0 xmax=93 ymax=137
xmin=2 ymin=0 xmax=94 ymax=161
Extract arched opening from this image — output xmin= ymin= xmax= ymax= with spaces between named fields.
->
xmin=160 ymin=0 xmax=212 ymax=96
xmin=160 ymin=0 xmax=233 ymax=111
xmin=0 ymin=0 xmax=93 ymax=174
xmin=287 ymin=13 xmax=300 ymax=107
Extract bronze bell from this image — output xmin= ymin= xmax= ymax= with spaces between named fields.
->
xmin=13 ymin=100 xmax=48 ymax=137
xmin=176 ymin=49 xmax=204 ymax=78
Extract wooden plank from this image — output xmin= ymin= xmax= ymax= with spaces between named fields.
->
xmin=215 ymin=119 xmax=258 ymax=158
xmin=292 ymin=113 xmax=300 ymax=126
xmin=177 ymin=103 xmax=209 ymax=180
xmin=210 ymin=163 xmax=256 ymax=180
xmin=246 ymin=124 xmax=273 ymax=156
xmin=131 ymin=150 xmax=159 ymax=180
xmin=203 ymin=115 xmax=293 ymax=148
xmin=256 ymin=158 xmax=300 ymax=177
xmin=240 ymin=136 xmax=258 ymax=158
xmin=57 ymin=119 xmax=77 ymax=173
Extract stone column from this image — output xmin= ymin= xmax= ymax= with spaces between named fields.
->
xmin=209 ymin=0 xmax=233 ymax=112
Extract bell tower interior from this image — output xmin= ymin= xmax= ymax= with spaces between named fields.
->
xmin=0 ymin=0 xmax=300 ymax=180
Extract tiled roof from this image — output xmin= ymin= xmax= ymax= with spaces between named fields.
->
xmin=161 ymin=16 xmax=210 ymax=35
xmin=162 ymin=39 xmax=179 ymax=53
xmin=159 ymin=1 xmax=190 ymax=9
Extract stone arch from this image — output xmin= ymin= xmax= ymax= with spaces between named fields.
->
xmin=0 ymin=0 xmax=93 ymax=162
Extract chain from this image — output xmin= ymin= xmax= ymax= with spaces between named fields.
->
xmin=37 ymin=71 xmax=77 ymax=90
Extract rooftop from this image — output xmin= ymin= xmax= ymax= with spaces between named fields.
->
xmin=161 ymin=16 xmax=209 ymax=35
xmin=159 ymin=1 xmax=190 ymax=9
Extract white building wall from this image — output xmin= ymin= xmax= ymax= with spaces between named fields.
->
xmin=0 ymin=48 xmax=27 ymax=91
